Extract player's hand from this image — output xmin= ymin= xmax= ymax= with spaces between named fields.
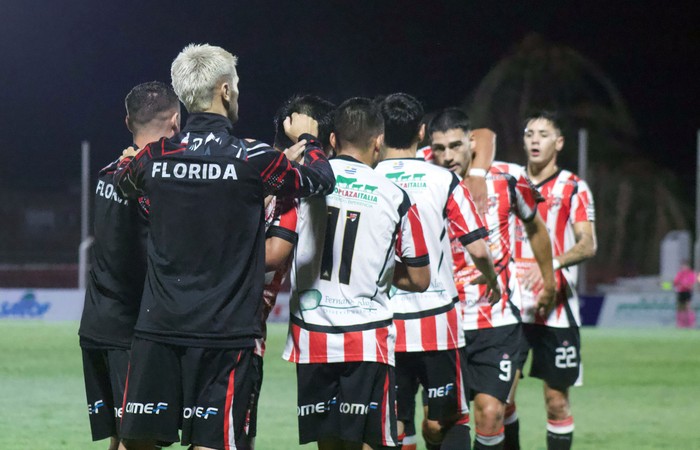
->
xmin=535 ymin=284 xmax=556 ymax=318
xmin=284 ymin=113 xmax=318 ymax=143
xmin=464 ymin=175 xmax=488 ymax=217
xmin=120 ymin=146 xmax=138 ymax=161
xmin=264 ymin=195 xmax=274 ymax=209
xmin=485 ymin=280 xmax=502 ymax=306
xmin=521 ymin=264 xmax=544 ymax=293
xmin=283 ymin=139 xmax=307 ymax=163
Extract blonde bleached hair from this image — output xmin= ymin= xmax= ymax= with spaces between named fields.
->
xmin=170 ymin=44 xmax=238 ymax=112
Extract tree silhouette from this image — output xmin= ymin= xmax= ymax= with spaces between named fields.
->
xmin=466 ymin=33 xmax=691 ymax=287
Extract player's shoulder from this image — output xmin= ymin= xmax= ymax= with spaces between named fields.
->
xmin=238 ymin=138 xmax=275 ymax=158
xmin=491 ymin=161 xmax=524 ymax=176
xmin=98 ymin=156 xmax=122 ymax=177
xmin=557 ymin=169 xmax=590 ymax=189
xmin=416 ymin=145 xmax=433 ymax=162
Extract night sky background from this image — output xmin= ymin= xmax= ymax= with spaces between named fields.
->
xmin=1 ymin=1 xmax=698 ymax=201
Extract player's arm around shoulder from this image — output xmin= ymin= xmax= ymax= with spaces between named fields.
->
xmin=252 ymin=113 xmax=335 ymax=198
xmin=114 ymin=141 xmax=161 ymax=199
xmin=463 ymin=127 xmax=496 ymax=217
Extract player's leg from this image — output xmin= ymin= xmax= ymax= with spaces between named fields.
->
xmin=106 ymin=348 xmax=131 ymax=450
xmin=119 ymin=338 xmax=182 ymax=449
xmin=528 ymin=325 xmax=580 ymax=450
xmin=543 ymin=383 xmax=573 ymax=450
xmin=81 ymin=346 xmax=120 ymax=446
xmin=394 ymin=352 xmax=420 ymax=450
xmin=503 ymin=323 xmax=532 ymax=450
xmin=181 ymin=347 xmax=257 ymax=450
xmin=502 ymin=372 xmax=520 ymax=450
xmin=400 ymin=418 xmax=418 ymax=450
xmin=466 ymin=325 xmax=522 ymax=450
xmin=296 ymin=363 xmax=341 ymax=446
xmin=235 ymin=353 xmax=263 ymax=450
xmin=419 ymin=347 xmax=471 ymax=450
xmin=339 ymin=362 xmax=398 ymax=449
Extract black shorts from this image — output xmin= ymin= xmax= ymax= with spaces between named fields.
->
xmin=464 ymin=324 xmax=521 ymax=403
xmin=81 ymin=347 xmax=130 ymax=441
xmin=395 ymin=348 xmax=469 ymax=424
xmin=296 ymin=361 xmax=397 ymax=447
xmin=522 ymin=323 xmax=581 ymax=389
xmin=244 ymin=354 xmax=263 ymax=440
xmin=678 ymin=291 xmax=692 ymax=304
xmin=120 ymin=337 xmax=259 ymax=449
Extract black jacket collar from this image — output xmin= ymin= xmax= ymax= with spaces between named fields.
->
xmin=183 ymin=113 xmax=235 ymax=134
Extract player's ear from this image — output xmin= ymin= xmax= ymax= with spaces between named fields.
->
xmin=376 ymin=133 xmax=384 ymax=150
xmin=417 ymin=123 xmax=426 ymax=143
xmin=220 ymin=81 xmax=231 ymax=102
xmin=330 ymin=132 xmax=338 ymax=150
xmin=556 ymin=135 xmax=564 ymax=152
xmin=170 ymin=111 xmax=181 ymax=133
xmin=125 ymin=115 xmax=133 ymax=133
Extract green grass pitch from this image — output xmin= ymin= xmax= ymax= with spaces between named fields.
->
xmin=0 ymin=322 xmax=698 ymax=449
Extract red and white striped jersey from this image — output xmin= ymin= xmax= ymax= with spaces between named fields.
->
xmin=456 ymin=162 xmax=543 ymax=330
xmin=255 ymin=196 xmax=298 ymax=357
xmin=513 ymin=169 xmax=595 ymax=327
xmin=284 ymin=156 xmax=429 ymax=365
xmin=416 ymin=146 xmax=433 ymax=162
xmin=376 ymin=158 xmax=487 ymax=351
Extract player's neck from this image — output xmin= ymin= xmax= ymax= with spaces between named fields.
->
xmin=133 ymin=132 xmax=166 ymax=149
xmin=527 ymin=160 xmax=558 ymax=184
xmin=381 ymin=145 xmax=418 ymax=160
xmin=337 ymin=147 xmax=375 ymax=167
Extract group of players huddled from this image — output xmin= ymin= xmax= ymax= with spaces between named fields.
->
xmin=78 ymin=43 xmax=597 ymax=450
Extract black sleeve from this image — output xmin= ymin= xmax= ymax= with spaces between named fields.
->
xmin=247 ymin=134 xmax=335 ymax=198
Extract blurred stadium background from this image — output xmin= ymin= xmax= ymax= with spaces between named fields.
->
xmin=1 ymin=3 xmax=699 ymax=447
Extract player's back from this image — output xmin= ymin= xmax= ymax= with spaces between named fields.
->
xmin=79 ymin=158 xmax=148 ymax=348
xmin=285 ymin=155 xmax=422 ymax=364
xmin=375 ymin=158 xmax=472 ymax=351
xmin=119 ymin=119 xmax=272 ymax=347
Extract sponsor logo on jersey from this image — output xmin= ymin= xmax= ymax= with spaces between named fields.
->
xmin=298 ymin=397 xmax=337 ymax=416
xmin=87 ymin=399 xmax=105 ymax=415
xmin=333 ymin=175 xmax=379 ymax=204
xmin=547 ymin=195 xmax=562 ymax=211
xmin=183 ymin=406 xmax=219 ymax=419
xmin=96 ymin=180 xmax=128 ymax=205
xmin=151 ymin=162 xmax=238 ymax=180
xmin=339 ymin=401 xmax=378 ymax=415
xmin=299 ymin=289 xmax=377 ymax=313
xmin=427 ymin=383 xmax=454 ymax=398
xmin=125 ymin=401 xmax=169 ymax=415
xmin=385 ymin=171 xmax=427 ymax=189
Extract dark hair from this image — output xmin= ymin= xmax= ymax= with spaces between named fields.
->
xmin=273 ymin=94 xmax=336 ymax=149
xmin=125 ymin=81 xmax=179 ymax=131
xmin=379 ymin=93 xmax=424 ymax=148
xmin=333 ymin=97 xmax=384 ymax=151
xmin=522 ymin=110 xmax=563 ymax=135
xmin=427 ymin=107 xmax=470 ymax=136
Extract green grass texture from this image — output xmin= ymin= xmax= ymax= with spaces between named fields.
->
xmin=0 ymin=323 xmax=698 ymax=449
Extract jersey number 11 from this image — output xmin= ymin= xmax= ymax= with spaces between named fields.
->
xmin=320 ymin=206 xmax=361 ymax=285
